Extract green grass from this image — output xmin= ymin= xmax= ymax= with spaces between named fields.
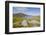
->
xmin=13 ymin=16 xmax=24 ymax=23
xmin=13 ymin=16 xmax=40 ymax=28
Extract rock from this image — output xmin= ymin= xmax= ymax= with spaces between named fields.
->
xmin=21 ymin=20 xmax=28 ymax=26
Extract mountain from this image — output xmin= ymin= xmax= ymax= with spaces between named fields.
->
xmin=13 ymin=13 xmax=32 ymax=18
xmin=13 ymin=13 xmax=27 ymax=17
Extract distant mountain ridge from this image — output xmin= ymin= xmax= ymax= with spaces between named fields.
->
xmin=13 ymin=13 xmax=32 ymax=18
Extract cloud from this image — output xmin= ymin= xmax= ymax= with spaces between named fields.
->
xmin=13 ymin=7 xmax=40 ymax=16
xmin=13 ymin=7 xmax=28 ymax=14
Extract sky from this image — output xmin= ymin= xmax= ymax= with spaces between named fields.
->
xmin=13 ymin=7 xmax=40 ymax=16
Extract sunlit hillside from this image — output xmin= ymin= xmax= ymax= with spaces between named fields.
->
xmin=13 ymin=13 xmax=40 ymax=28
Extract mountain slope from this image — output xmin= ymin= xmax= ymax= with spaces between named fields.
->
xmin=13 ymin=13 xmax=32 ymax=18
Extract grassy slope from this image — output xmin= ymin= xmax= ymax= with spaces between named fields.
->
xmin=13 ymin=16 xmax=40 ymax=28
